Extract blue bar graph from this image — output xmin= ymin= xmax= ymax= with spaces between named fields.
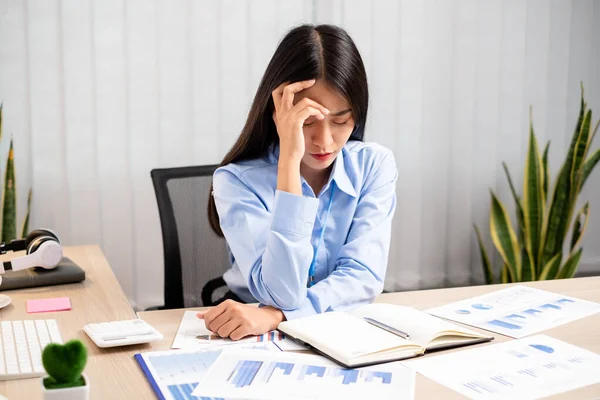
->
xmin=523 ymin=308 xmax=542 ymax=316
xmin=230 ymin=360 xmax=263 ymax=388
xmin=227 ymin=359 xmax=394 ymax=389
xmin=307 ymin=365 xmax=326 ymax=377
xmin=167 ymin=383 xmax=221 ymax=400
xmin=487 ymin=319 xmax=522 ymax=330
xmin=540 ymin=303 xmax=561 ymax=310
xmin=332 ymin=368 xmax=360 ymax=385
xmin=262 ymin=362 xmax=294 ymax=382
xmin=556 ymin=298 xmax=575 ymax=304
xmin=364 ymin=371 xmax=392 ymax=384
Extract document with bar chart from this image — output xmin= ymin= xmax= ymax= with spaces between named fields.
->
xmin=135 ymin=342 xmax=280 ymax=400
xmin=172 ymin=310 xmax=305 ymax=351
xmin=426 ymin=285 xmax=600 ymax=338
xmin=191 ymin=349 xmax=415 ymax=399
xmin=403 ymin=335 xmax=600 ymax=400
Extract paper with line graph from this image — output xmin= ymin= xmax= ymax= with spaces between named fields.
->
xmin=172 ymin=310 xmax=306 ymax=351
xmin=191 ymin=348 xmax=415 ymax=399
xmin=426 ymin=285 xmax=600 ymax=338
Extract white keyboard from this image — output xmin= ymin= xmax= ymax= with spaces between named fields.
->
xmin=0 ymin=319 xmax=62 ymax=380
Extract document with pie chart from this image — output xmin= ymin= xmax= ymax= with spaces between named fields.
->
xmin=426 ymin=285 xmax=600 ymax=338
xmin=403 ymin=335 xmax=600 ymax=400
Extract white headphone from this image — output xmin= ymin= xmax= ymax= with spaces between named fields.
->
xmin=0 ymin=229 xmax=63 ymax=274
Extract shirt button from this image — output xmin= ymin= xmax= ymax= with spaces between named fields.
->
xmin=304 ymin=222 xmax=311 ymax=232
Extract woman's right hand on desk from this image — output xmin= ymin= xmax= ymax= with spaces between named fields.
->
xmin=196 ymin=300 xmax=285 ymax=341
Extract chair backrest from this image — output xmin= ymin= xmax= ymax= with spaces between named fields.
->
xmin=151 ymin=165 xmax=230 ymax=309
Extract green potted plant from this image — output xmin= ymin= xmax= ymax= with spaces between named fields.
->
xmin=0 ymin=103 xmax=33 ymax=243
xmin=40 ymin=339 xmax=89 ymax=400
xmin=475 ymin=84 xmax=600 ymax=283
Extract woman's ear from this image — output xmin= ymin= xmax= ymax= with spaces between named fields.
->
xmin=272 ymin=110 xmax=277 ymax=127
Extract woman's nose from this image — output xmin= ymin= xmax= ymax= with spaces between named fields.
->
xmin=312 ymin=123 xmax=334 ymax=149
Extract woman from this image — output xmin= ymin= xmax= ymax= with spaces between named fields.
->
xmin=199 ymin=24 xmax=397 ymax=340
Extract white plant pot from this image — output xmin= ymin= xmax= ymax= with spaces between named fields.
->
xmin=41 ymin=373 xmax=89 ymax=400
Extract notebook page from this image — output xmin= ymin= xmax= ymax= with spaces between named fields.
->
xmin=279 ymin=311 xmax=416 ymax=363
xmin=349 ymin=303 xmax=485 ymax=346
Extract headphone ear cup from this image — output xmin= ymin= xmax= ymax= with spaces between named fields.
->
xmin=27 ymin=236 xmax=54 ymax=255
xmin=26 ymin=229 xmax=59 ymax=247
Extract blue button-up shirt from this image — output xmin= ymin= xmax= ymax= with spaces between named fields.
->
xmin=212 ymin=140 xmax=397 ymax=319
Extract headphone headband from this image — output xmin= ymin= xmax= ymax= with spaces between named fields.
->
xmin=0 ymin=239 xmax=27 ymax=254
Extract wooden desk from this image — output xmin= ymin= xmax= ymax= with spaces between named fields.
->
xmin=139 ymin=276 xmax=600 ymax=400
xmin=0 ymin=246 xmax=156 ymax=400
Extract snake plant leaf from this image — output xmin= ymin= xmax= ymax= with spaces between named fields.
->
xmin=570 ymin=202 xmax=590 ymax=252
xmin=523 ymin=117 xmax=544 ymax=275
xmin=2 ymin=139 xmax=16 ymax=242
xmin=21 ymin=188 xmax=32 ymax=239
xmin=589 ymin=118 xmax=599 ymax=149
xmin=489 ymin=191 xmax=520 ymax=282
xmin=556 ymin=248 xmax=583 ymax=279
xmin=501 ymin=263 xmax=510 ymax=284
xmin=502 ymin=162 xmax=525 ymax=243
xmin=522 ymin=249 xmax=535 ymax=281
xmin=570 ymin=109 xmax=592 ymax=191
xmin=581 ymin=147 xmax=600 ymax=190
xmin=539 ymin=252 xmax=562 ymax=280
xmin=542 ymin=89 xmax=586 ymax=265
xmin=474 ymin=225 xmax=494 ymax=284
xmin=542 ymin=142 xmax=550 ymax=202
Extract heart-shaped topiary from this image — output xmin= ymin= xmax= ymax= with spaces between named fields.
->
xmin=42 ymin=339 xmax=88 ymax=384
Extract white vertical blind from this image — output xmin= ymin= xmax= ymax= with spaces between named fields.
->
xmin=0 ymin=0 xmax=598 ymax=309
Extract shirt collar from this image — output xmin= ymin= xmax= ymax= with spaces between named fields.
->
xmin=329 ymin=149 xmax=357 ymax=198
xmin=268 ymin=143 xmax=357 ymax=198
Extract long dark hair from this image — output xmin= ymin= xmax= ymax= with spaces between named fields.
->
xmin=208 ymin=24 xmax=369 ymax=236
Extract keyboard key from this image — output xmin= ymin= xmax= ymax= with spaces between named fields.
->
xmin=46 ymin=320 xmax=63 ymax=344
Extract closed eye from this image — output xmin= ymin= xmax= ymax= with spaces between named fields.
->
xmin=333 ymin=120 xmax=350 ymax=126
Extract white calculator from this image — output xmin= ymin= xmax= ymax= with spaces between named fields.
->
xmin=83 ymin=319 xmax=163 ymax=348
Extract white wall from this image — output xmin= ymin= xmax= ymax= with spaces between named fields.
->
xmin=0 ymin=0 xmax=599 ymax=310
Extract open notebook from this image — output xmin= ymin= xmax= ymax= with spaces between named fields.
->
xmin=278 ymin=303 xmax=493 ymax=368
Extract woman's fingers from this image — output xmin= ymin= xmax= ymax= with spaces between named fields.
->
xmin=202 ymin=301 xmax=230 ymax=330
xmin=280 ymin=79 xmax=316 ymax=111
xmin=296 ymin=106 xmax=325 ymax=125
xmin=229 ymin=325 xmax=251 ymax=341
xmin=216 ymin=319 xmax=242 ymax=339
xmin=207 ymin=309 xmax=232 ymax=334
xmin=292 ymin=97 xmax=330 ymax=118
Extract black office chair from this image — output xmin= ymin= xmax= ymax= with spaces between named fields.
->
xmin=149 ymin=165 xmax=231 ymax=310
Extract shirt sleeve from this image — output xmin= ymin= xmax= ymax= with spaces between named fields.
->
xmin=213 ymin=168 xmax=319 ymax=309
xmin=283 ymin=151 xmax=398 ymax=320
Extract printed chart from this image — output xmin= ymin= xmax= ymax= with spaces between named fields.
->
xmin=427 ymin=285 xmax=600 ymax=338
xmin=136 ymin=342 xmax=280 ymax=400
xmin=192 ymin=349 xmax=415 ymax=399
xmin=404 ymin=335 xmax=600 ymax=400
xmin=172 ymin=311 xmax=304 ymax=351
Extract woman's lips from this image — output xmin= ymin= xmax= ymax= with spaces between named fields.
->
xmin=311 ymin=153 xmax=333 ymax=161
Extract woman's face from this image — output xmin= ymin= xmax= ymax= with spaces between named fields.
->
xmin=293 ymin=79 xmax=355 ymax=172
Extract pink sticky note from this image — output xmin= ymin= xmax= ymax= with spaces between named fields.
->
xmin=27 ymin=297 xmax=71 ymax=313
